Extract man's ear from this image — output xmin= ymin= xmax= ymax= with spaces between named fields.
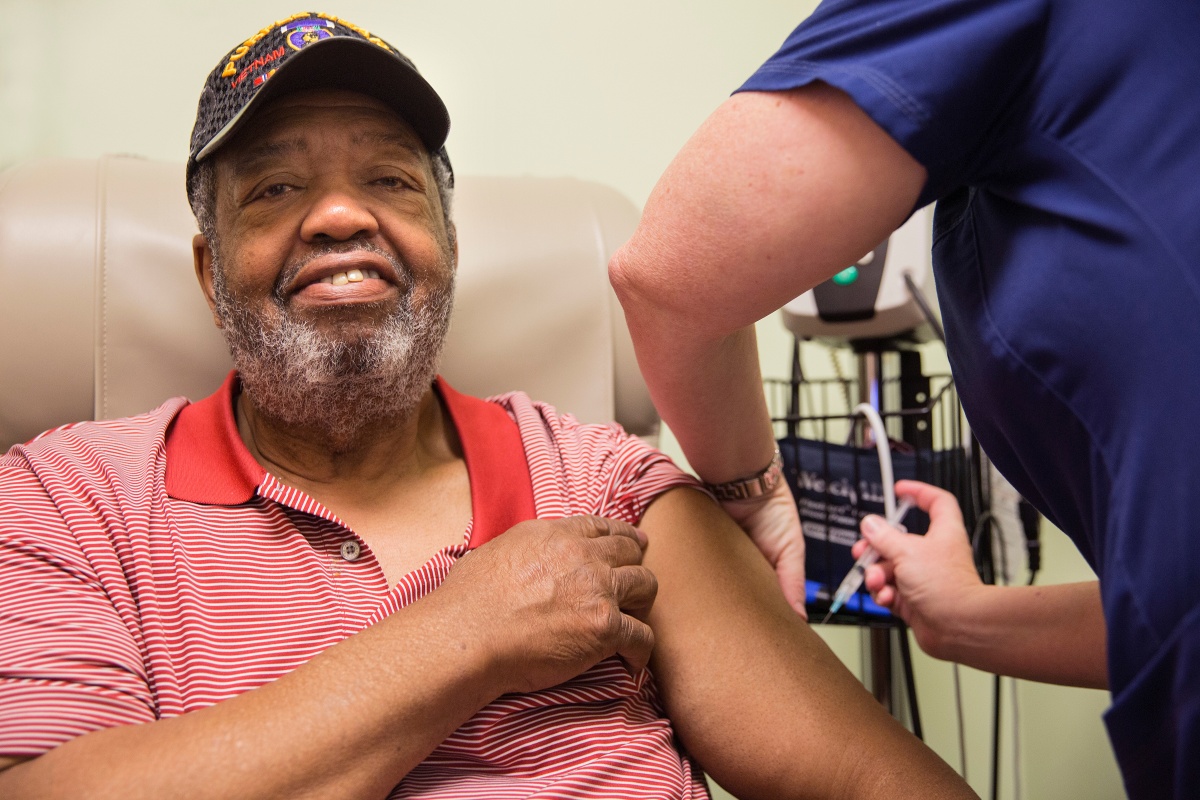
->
xmin=192 ymin=233 xmax=223 ymax=329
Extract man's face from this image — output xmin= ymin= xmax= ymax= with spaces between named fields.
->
xmin=197 ymin=89 xmax=456 ymax=446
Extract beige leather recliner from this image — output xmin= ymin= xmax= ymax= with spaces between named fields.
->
xmin=0 ymin=155 xmax=657 ymax=449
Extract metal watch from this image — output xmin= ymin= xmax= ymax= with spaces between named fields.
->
xmin=706 ymin=448 xmax=784 ymax=502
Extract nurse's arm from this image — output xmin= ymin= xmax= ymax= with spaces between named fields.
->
xmin=608 ymin=82 xmax=926 ymax=486
xmin=642 ymin=487 xmax=975 ymax=799
xmin=932 ymin=581 xmax=1106 ymax=689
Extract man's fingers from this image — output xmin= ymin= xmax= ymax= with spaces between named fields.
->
xmin=587 ymin=527 xmax=649 ymax=568
xmin=576 ymin=515 xmax=647 ymax=547
xmin=610 ymin=564 xmax=658 ymax=619
xmin=614 ymin=614 xmax=656 ymax=673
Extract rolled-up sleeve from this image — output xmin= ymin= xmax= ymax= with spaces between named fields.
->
xmin=738 ymin=0 xmax=1048 ymax=204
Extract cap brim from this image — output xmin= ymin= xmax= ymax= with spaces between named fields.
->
xmin=194 ymin=36 xmax=450 ymax=163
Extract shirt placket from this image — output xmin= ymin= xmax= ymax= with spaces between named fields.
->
xmin=256 ymin=473 xmax=388 ymax=633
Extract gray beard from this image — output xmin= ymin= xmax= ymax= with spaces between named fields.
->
xmin=211 ymin=241 xmax=454 ymax=451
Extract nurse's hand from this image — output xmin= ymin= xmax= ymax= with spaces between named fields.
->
xmin=852 ymin=479 xmax=1108 ymax=688
xmin=721 ymin=480 xmax=808 ymax=619
xmin=851 ymin=480 xmax=983 ymax=659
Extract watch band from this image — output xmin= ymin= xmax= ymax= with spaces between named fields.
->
xmin=705 ymin=448 xmax=784 ymax=502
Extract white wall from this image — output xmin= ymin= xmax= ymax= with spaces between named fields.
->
xmin=0 ymin=0 xmax=801 ymax=207
xmin=0 ymin=1 xmax=1123 ymax=797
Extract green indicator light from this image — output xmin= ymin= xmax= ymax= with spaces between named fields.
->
xmin=832 ymin=266 xmax=859 ymax=286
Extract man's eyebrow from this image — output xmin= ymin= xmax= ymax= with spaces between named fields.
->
xmin=231 ymin=138 xmax=309 ymax=172
xmin=351 ymin=131 xmax=424 ymax=157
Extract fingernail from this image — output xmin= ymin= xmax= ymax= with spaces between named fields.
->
xmin=634 ymin=527 xmax=648 ymax=547
xmin=861 ymin=515 xmax=885 ymax=536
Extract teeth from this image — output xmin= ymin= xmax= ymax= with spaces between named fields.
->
xmin=318 ymin=269 xmax=382 ymax=286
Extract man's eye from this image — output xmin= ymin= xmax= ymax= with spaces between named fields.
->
xmin=260 ymin=183 xmax=293 ymax=199
xmin=374 ymin=175 xmax=412 ymax=190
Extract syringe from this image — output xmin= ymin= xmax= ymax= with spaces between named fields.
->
xmin=820 ymin=497 xmax=915 ymax=624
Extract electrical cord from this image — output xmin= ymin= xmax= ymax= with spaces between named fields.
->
xmin=853 ymin=403 xmax=900 ymax=521
xmin=1019 ymin=498 xmax=1042 ymax=579
xmin=1008 ymin=500 xmax=1041 ymax=800
xmin=903 ymin=270 xmax=946 ymax=343
xmin=969 ymin=509 xmax=1004 ymax=798
xmin=852 ymin=403 xmax=930 ymax=742
xmin=975 ymin=480 xmax=1042 ymax=800
xmin=991 ymin=512 xmax=1009 ymax=800
xmin=953 ymin=663 xmax=969 ymax=781
xmin=953 ymin=488 xmax=1003 ymax=788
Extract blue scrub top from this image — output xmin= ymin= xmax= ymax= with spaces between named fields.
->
xmin=740 ymin=1 xmax=1200 ymax=796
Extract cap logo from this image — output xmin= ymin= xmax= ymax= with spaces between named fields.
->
xmin=219 ymin=11 xmax=314 ymax=78
xmin=230 ymin=46 xmax=286 ymax=89
xmin=281 ymin=18 xmax=334 ymax=51
xmin=253 ymin=69 xmax=278 ymax=88
xmin=312 ymin=12 xmax=393 ymax=52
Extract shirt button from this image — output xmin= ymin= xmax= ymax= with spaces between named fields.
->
xmin=340 ymin=540 xmax=361 ymax=562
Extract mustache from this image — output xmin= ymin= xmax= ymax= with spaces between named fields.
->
xmin=271 ymin=241 xmax=412 ymax=304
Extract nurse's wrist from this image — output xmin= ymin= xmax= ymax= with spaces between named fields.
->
xmin=922 ymin=584 xmax=1006 ymax=665
xmin=704 ymin=448 xmax=783 ymax=503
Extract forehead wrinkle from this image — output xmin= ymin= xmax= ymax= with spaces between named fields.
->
xmin=230 ymin=137 xmax=310 ymax=175
xmin=350 ymin=130 xmax=425 ymax=160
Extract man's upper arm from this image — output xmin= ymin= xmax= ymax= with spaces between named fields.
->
xmin=641 ymin=487 xmax=972 ymax=800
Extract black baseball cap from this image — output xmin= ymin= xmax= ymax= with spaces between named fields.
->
xmin=187 ymin=12 xmax=451 ymax=200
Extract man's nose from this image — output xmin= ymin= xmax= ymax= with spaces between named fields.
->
xmin=300 ymin=185 xmax=379 ymax=242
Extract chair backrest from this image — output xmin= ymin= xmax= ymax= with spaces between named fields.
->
xmin=0 ymin=155 xmax=656 ymax=448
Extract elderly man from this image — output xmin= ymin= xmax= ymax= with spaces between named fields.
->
xmin=0 ymin=13 xmax=972 ymax=800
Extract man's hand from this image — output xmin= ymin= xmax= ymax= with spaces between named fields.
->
xmin=441 ymin=515 xmax=658 ymax=694
xmin=720 ymin=480 xmax=808 ymax=618
xmin=851 ymin=480 xmax=982 ymax=658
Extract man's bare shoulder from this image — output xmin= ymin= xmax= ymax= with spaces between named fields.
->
xmin=640 ymin=486 xmax=790 ymax=626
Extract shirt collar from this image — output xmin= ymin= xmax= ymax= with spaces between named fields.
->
xmin=163 ymin=371 xmax=535 ymax=546
xmin=164 ymin=371 xmax=263 ymax=505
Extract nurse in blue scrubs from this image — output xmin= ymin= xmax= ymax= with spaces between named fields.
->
xmin=609 ymin=1 xmax=1200 ymax=796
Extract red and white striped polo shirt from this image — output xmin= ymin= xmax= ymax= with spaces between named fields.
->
xmin=0 ymin=373 xmax=709 ymax=799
